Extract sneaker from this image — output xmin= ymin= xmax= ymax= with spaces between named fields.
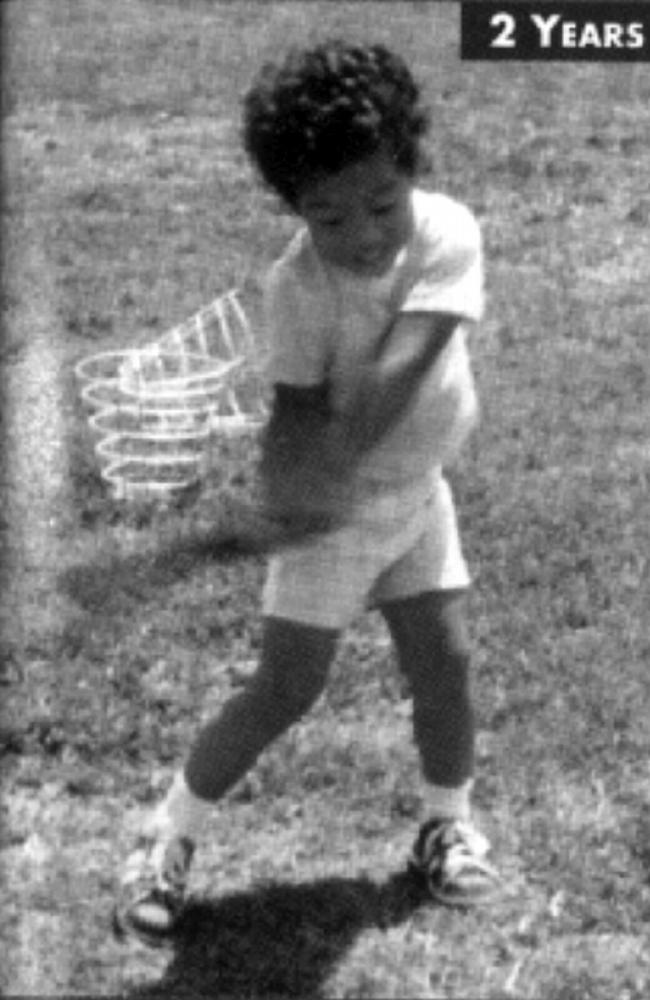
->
xmin=409 ymin=817 xmax=500 ymax=907
xmin=113 ymin=834 xmax=195 ymax=946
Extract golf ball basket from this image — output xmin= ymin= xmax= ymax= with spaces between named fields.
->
xmin=75 ymin=290 xmax=268 ymax=501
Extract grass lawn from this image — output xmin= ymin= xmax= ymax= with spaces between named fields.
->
xmin=1 ymin=1 xmax=649 ymax=996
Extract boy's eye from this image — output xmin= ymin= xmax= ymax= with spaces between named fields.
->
xmin=318 ymin=217 xmax=344 ymax=228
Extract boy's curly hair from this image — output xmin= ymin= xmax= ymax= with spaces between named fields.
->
xmin=243 ymin=39 xmax=429 ymax=208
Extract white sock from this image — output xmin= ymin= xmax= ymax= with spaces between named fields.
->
xmin=424 ymin=779 xmax=473 ymax=823
xmin=148 ymin=770 xmax=212 ymax=844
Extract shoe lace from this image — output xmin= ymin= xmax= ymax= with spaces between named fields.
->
xmin=418 ymin=819 xmax=488 ymax=875
xmin=122 ymin=836 xmax=193 ymax=896
xmin=163 ymin=838 xmax=193 ymax=892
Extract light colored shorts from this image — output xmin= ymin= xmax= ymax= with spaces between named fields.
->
xmin=262 ymin=468 xmax=470 ymax=630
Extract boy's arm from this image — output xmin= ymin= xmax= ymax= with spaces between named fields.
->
xmin=259 ymin=381 xmax=354 ymax=529
xmin=258 ymin=311 xmax=461 ymax=529
xmin=342 ymin=310 xmax=460 ymax=453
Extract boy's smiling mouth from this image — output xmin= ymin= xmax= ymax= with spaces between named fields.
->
xmin=351 ymin=248 xmax=395 ymax=276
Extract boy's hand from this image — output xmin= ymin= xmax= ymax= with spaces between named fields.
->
xmin=259 ymin=383 xmax=357 ymax=535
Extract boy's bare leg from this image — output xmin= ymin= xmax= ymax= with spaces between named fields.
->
xmin=115 ymin=618 xmax=338 ymax=942
xmin=380 ymin=589 xmax=499 ymax=904
xmin=185 ymin=616 xmax=338 ymax=801
xmin=380 ymin=589 xmax=474 ymax=794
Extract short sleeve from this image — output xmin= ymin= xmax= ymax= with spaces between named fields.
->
xmin=401 ymin=196 xmax=484 ymax=322
xmin=263 ymin=249 xmax=331 ymax=387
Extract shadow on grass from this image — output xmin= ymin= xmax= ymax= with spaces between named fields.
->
xmin=59 ymin=510 xmax=335 ymax=618
xmin=127 ymin=870 xmax=427 ymax=999
xmin=60 ymin=542 xmax=218 ymax=616
xmin=59 ymin=526 xmax=262 ymax=618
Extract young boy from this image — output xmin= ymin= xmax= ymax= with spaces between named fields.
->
xmin=115 ymin=39 xmax=499 ymax=946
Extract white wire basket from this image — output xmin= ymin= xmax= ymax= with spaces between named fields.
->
xmin=75 ymin=290 xmax=268 ymax=500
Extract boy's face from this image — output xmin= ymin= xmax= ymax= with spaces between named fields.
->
xmin=296 ymin=150 xmax=414 ymax=278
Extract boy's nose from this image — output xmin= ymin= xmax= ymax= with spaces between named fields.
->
xmin=356 ymin=216 xmax=383 ymax=252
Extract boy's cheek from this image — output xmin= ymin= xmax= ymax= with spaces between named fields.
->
xmin=310 ymin=229 xmax=348 ymax=267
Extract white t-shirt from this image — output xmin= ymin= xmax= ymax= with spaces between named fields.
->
xmin=263 ymin=189 xmax=484 ymax=487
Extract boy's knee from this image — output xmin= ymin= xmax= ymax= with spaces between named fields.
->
xmin=253 ymin=616 xmax=337 ymax=720
xmin=383 ymin=589 xmax=471 ymax=659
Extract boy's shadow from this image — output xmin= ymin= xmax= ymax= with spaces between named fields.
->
xmin=60 ymin=525 xmax=260 ymax=621
xmin=127 ymin=869 xmax=429 ymax=999
xmin=60 ymin=512 xmax=313 ymax=621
